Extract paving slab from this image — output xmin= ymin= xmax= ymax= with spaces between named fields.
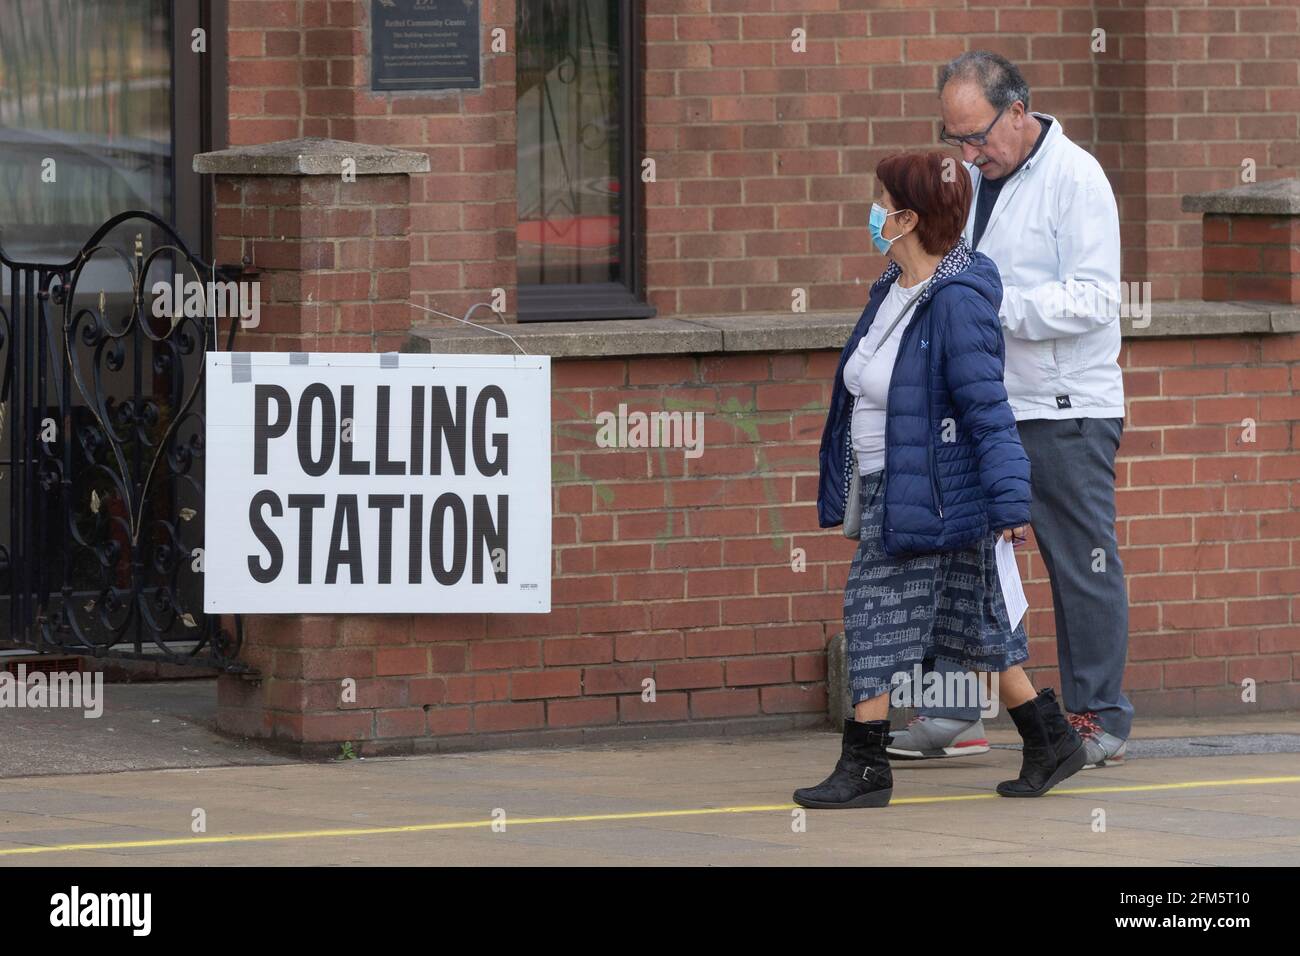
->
xmin=0 ymin=680 xmax=291 ymax=778
xmin=1 ymin=725 xmax=1298 ymax=866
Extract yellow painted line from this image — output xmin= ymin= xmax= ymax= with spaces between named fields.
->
xmin=1026 ymin=775 xmax=1300 ymax=797
xmin=1 ymin=774 xmax=1297 ymax=857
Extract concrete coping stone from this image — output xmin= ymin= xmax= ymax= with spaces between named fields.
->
xmin=406 ymin=301 xmax=1299 ymax=358
xmin=1182 ymin=178 xmax=1300 ymax=215
xmin=194 ymin=137 xmax=431 ymax=176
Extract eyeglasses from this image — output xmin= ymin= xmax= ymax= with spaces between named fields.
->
xmin=939 ymin=105 xmax=1008 ymax=148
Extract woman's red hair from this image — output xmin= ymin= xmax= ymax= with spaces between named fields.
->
xmin=875 ymin=151 xmax=972 ymax=255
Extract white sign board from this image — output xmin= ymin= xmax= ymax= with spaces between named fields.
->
xmin=204 ymin=352 xmax=551 ymax=614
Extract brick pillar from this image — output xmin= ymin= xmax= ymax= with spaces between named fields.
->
xmin=196 ymin=137 xmax=429 ymax=352
xmin=1184 ymin=179 xmax=1300 ymax=304
xmin=192 ymin=137 xmax=430 ymax=751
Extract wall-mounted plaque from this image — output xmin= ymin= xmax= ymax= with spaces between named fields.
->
xmin=371 ymin=0 xmax=481 ymax=92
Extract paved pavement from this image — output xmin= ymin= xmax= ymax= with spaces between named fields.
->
xmin=0 ymin=680 xmax=291 ymax=778
xmin=1 ymin=680 xmax=1298 ymax=865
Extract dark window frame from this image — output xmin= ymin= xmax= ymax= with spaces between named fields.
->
xmin=516 ymin=0 xmax=655 ymax=323
xmin=174 ymin=0 xmax=228 ymax=261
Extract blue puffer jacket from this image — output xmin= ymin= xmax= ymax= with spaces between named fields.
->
xmin=816 ymin=240 xmax=1030 ymax=556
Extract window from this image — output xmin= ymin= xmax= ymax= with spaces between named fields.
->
xmin=516 ymin=0 xmax=653 ymax=321
xmin=0 ymin=0 xmax=225 ymax=264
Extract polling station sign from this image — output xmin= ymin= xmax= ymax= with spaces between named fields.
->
xmin=204 ymin=353 xmax=551 ymax=614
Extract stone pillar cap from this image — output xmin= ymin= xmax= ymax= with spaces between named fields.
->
xmin=1182 ymin=177 xmax=1300 ymax=215
xmin=193 ymin=137 xmax=431 ymax=176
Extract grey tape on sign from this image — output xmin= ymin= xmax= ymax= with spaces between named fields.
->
xmin=290 ymin=352 xmax=309 ymax=365
xmin=380 ymin=353 xmax=399 ymax=368
xmin=232 ymin=353 xmax=252 ymax=383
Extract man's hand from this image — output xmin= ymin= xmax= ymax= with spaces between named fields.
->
xmin=1001 ymin=525 xmax=1028 ymax=544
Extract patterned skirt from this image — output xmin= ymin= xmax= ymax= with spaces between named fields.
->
xmin=844 ymin=469 xmax=1029 ymax=706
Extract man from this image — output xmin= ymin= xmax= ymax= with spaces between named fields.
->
xmin=887 ymin=51 xmax=1131 ymax=768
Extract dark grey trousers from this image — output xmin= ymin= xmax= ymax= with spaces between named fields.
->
xmin=919 ymin=417 xmax=1133 ymax=739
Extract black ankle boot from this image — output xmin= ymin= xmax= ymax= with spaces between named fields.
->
xmin=997 ymin=688 xmax=1087 ymax=797
xmin=793 ymin=719 xmax=893 ymax=809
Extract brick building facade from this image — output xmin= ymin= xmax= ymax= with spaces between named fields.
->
xmin=10 ymin=1 xmax=1294 ymax=752
xmin=224 ymin=1 xmax=1300 ymax=311
xmin=191 ymin=1 xmax=1300 ymax=753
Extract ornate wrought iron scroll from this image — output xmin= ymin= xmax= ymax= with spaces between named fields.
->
xmin=0 ymin=211 xmax=248 ymax=670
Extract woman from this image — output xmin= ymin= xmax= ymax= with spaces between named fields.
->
xmin=796 ymin=151 xmax=1086 ymax=809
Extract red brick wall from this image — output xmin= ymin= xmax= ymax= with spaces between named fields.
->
xmin=644 ymin=1 xmax=1299 ymax=312
xmin=219 ymin=2 xmax=1300 ymax=321
xmin=225 ymin=0 xmax=517 ymax=323
xmin=549 ymin=338 xmax=1300 ymax=728
xmin=209 ymin=3 xmax=1300 ymax=746
xmin=219 ymin=337 xmax=1300 ymax=749
xmin=1201 ymin=213 xmax=1300 ymax=303
xmin=1101 ymin=333 xmax=1300 ymax=715
xmin=1104 ymin=2 xmax=1300 ymax=300
xmin=212 ymin=172 xmax=414 ymax=353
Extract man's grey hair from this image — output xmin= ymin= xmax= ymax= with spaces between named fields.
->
xmin=938 ymin=51 xmax=1031 ymax=112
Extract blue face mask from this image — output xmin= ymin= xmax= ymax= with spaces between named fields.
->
xmin=869 ymin=202 xmax=908 ymax=255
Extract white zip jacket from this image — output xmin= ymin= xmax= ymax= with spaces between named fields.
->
xmin=963 ymin=113 xmax=1125 ymax=420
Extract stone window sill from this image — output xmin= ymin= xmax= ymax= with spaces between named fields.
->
xmin=406 ymin=301 xmax=1300 ymax=359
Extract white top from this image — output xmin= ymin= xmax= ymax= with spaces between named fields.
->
xmin=962 ymin=112 xmax=1124 ymax=421
xmin=843 ymin=274 xmax=928 ymax=475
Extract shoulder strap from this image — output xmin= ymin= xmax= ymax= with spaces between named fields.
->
xmin=865 ymin=279 xmax=931 ymax=361
xmin=848 ymin=278 xmax=933 ymax=440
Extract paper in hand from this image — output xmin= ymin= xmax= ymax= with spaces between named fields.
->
xmin=994 ymin=535 xmax=1028 ymax=631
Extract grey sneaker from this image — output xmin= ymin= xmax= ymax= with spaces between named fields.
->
xmin=1069 ymin=711 xmax=1128 ymax=768
xmin=886 ymin=716 xmax=990 ymax=759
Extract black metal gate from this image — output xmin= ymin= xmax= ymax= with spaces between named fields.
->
xmin=0 ymin=211 xmax=247 ymax=670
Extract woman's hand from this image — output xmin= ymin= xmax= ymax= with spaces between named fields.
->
xmin=1001 ymin=525 xmax=1028 ymax=544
